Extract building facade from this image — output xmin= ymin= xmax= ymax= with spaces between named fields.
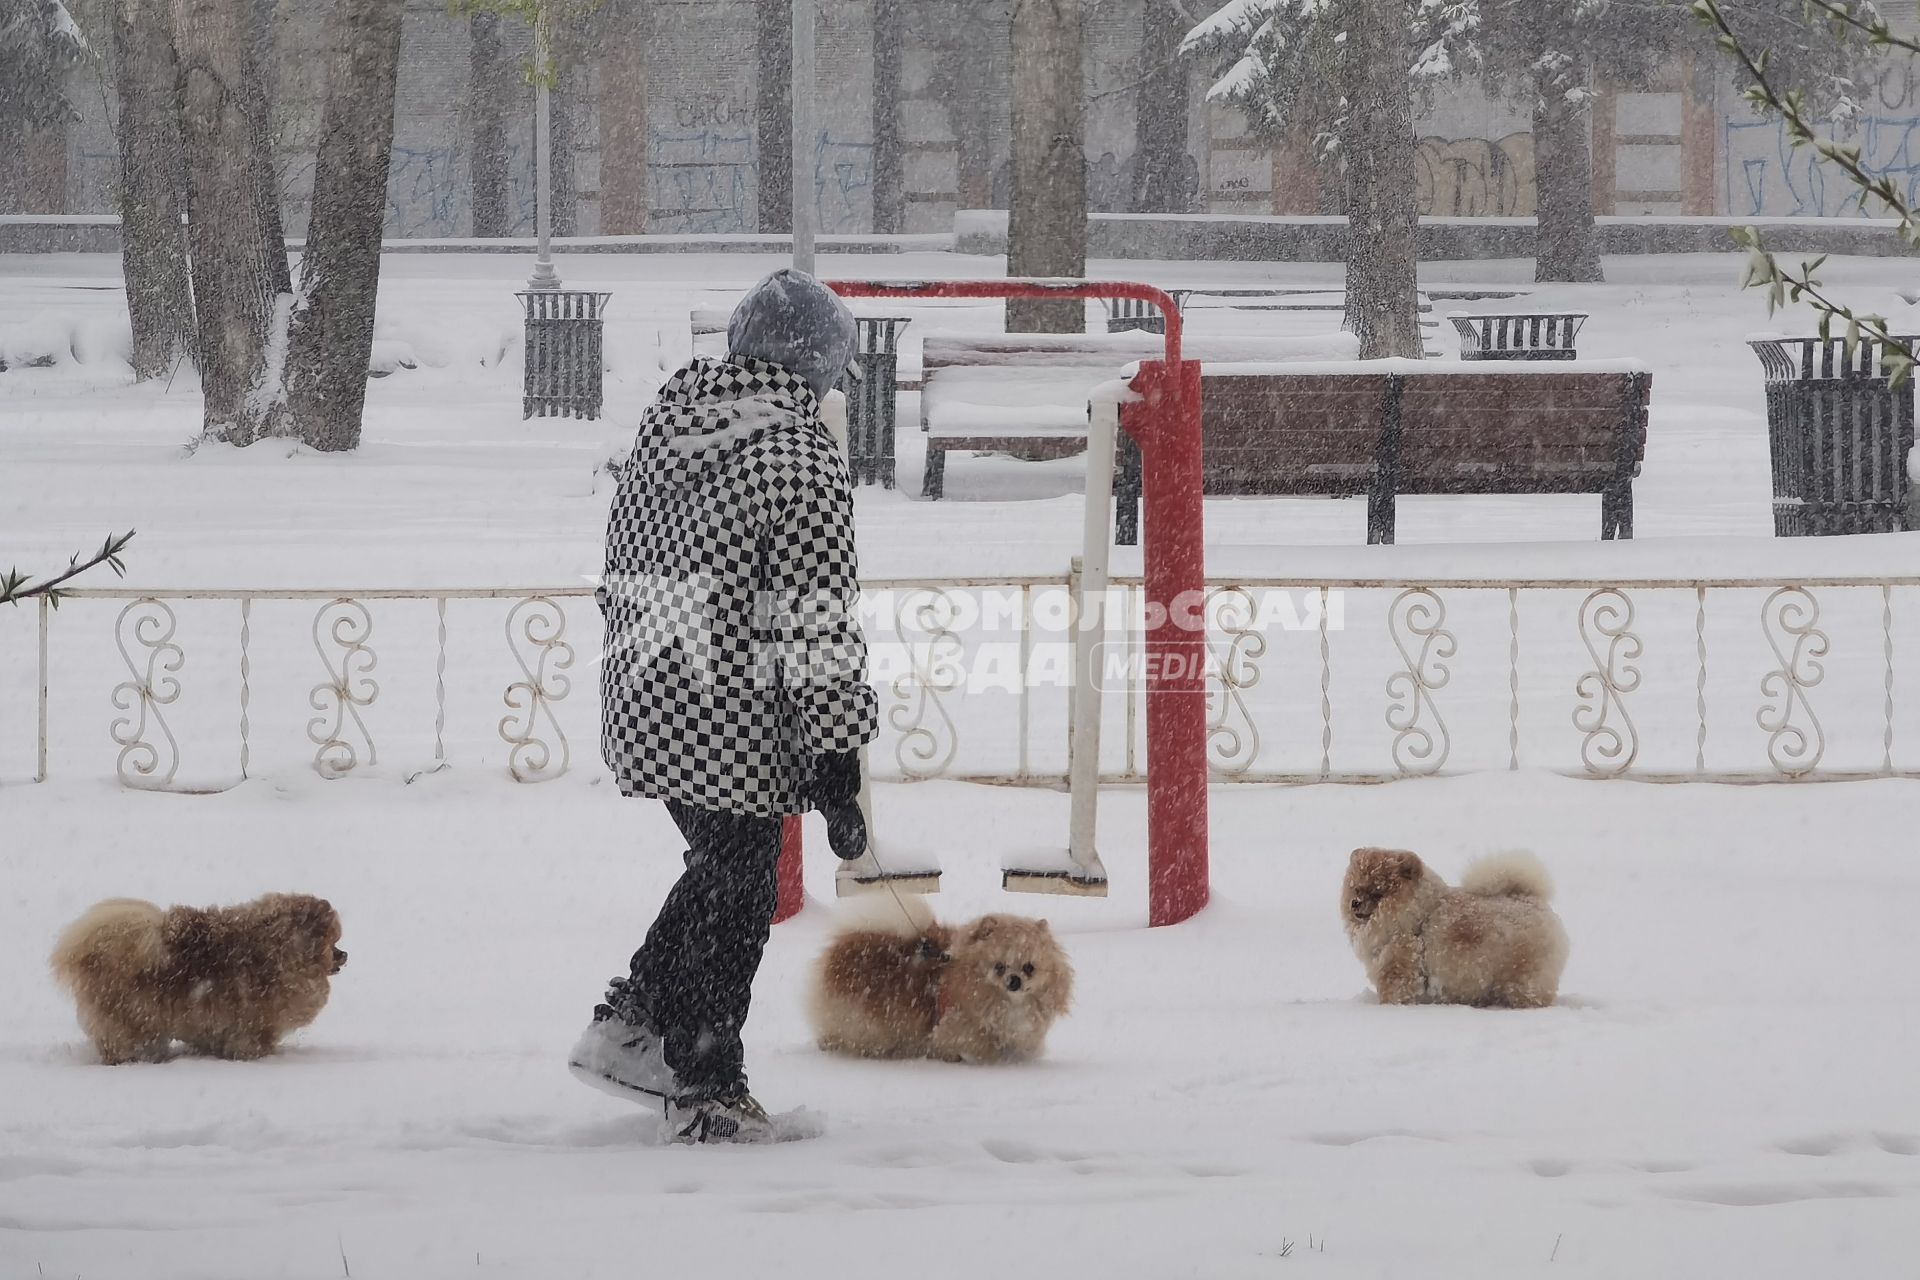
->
xmin=5 ymin=0 xmax=1914 ymax=236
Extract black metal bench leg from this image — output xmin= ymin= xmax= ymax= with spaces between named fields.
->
xmin=1601 ymin=484 xmax=1634 ymax=539
xmin=922 ymin=445 xmax=946 ymax=500
xmin=1366 ymin=490 xmax=1396 ymax=544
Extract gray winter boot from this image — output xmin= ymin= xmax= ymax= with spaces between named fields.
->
xmin=661 ymin=1087 xmax=782 ymax=1145
xmin=568 ymin=998 xmax=677 ymax=1102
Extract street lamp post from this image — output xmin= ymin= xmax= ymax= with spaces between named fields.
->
xmin=791 ymin=0 xmax=815 ymax=274
xmin=528 ymin=3 xmax=561 ymax=290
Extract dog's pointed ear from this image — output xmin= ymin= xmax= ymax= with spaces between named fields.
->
xmin=1036 ymin=918 xmax=1051 ymax=933
xmin=969 ymin=918 xmax=997 ymax=942
xmin=1391 ymin=852 xmax=1422 ymax=881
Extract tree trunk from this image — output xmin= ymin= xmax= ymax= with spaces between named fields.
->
xmin=112 ymin=0 xmax=196 ymax=381
xmin=1006 ymin=0 xmax=1085 ymax=334
xmin=284 ymin=0 xmax=404 ymax=453
xmin=469 ymin=11 xmax=510 ymax=237
xmin=171 ymin=0 xmax=292 ymax=443
xmin=1532 ymin=68 xmax=1604 ymax=283
xmin=245 ymin=0 xmax=291 ymax=296
xmin=1339 ymin=0 xmax=1422 ymax=360
xmin=871 ymin=0 xmax=904 ymax=233
xmin=1133 ymin=0 xmax=1190 ymax=213
xmin=756 ymin=0 xmax=792 ymax=234
xmin=598 ymin=0 xmax=650 ymax=234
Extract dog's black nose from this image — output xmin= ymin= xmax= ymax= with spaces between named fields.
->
xmin=1006 ymin=974 xmax=1023 ymax=992
xmin=331 ymin=947 xmax=348 ymax=972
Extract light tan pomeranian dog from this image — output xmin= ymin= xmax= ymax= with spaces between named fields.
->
xmin=50 ymin=894 xmax=347 ymax=1064
xmin=1342 ymin=848 xmax=1568 ymax=1008
xmin=808 ymin=895 xmax=1073 ymax=1064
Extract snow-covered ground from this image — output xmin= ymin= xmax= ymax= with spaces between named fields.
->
xmin=4 ymin=249 xmax=1919 ymax=1277
xmin=4 ymin=773 xmax=1916 ymax=1278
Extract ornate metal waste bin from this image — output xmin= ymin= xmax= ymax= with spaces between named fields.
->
xmin=840 ymin=316 xmax=910 ymax=487
xmin=1451 ymin=312 xmax=1586 ymax=360
xmin=519 ymin=289 xmax=611 ymax=419
xmin=1749 ymin=335 xmax=1917 ymax=536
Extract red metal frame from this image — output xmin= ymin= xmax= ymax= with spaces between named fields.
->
xmin=773 ymin=815 xmax=805 ymax=924
xmin=766 ymin=279 xmax=1209 ymax=927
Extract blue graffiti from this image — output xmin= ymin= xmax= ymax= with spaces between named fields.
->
xmin=384 ymin=141 xmax=535 ymax=238
xmin=1726 ymin=114 xmax=1920 ymax=217
xmin=646 ymin=130 xmax=874 ymax=234
xmin=812 ymin=134 xmax=873 ymax=234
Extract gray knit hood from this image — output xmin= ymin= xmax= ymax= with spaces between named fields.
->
xmin=726 ymin=268 xmax=858 ymax=400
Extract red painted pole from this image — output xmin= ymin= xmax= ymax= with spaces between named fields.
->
xmin=773 ymin=815 xmax=805 ymax=923
xmin=1134 ymin=359 xmax=1210 ymax=926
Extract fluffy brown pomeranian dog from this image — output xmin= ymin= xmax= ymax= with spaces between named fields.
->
xmin=1342 ymin=849 xmax=1568 ymax=1009
xmin=808 ymin=896 xmax=1073 ymax=1064
xmin=50 ymin=894 xmax=346 ymax=1064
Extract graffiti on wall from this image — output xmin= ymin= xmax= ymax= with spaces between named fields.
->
xmin=813 ymin=136 xmax=874 ymax=234
xmin=646 ymin=131 xmax=873 ymax=235
xmin=374 ymin=143 xmax=535 ymax=239
xmin=650 ymin=129 xmax=756 ymax=233
xmin=1414 ymin=133 xmax=1536 ymax=218
xmin=1726 ymin=114 xmax=1920 ymax=217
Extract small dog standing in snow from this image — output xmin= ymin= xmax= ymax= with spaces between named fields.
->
xmin=808 ymin=897 xmax=1073 ymax=1064
xmin=1342 ymin=849 xmax=1568 ymax=1008
xmin=50 ymin=894 xmax=347 ymax=1063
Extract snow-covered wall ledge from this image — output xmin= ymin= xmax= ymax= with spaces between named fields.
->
xmin=954 ymin=210 xmax=1919 ymax=262
xmin=0 ymin=219 xmax=956 ymax=257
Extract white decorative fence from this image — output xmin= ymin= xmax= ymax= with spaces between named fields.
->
xmin=6 ymin=574 xmax=1919 ymax=790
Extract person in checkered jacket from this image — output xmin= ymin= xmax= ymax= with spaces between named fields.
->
xmin=569 ymin=269 xmax=878 ymax=1144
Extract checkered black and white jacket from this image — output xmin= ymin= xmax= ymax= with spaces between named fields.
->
xmin=599 ymin=357 xmax=878 ymax=816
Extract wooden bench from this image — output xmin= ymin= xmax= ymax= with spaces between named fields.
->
xmin=920 ymin=332 xmax=1358 ymax=499
xmin=1116 ymin=360 xmax=1652 ymax=544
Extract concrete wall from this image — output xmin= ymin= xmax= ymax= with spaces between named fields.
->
xmin=16 ymin=0 xmax=1920 ymax=235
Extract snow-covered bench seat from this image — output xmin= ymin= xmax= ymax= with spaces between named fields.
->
xmin=1114 ymin=358 xmax=1653 ymax=544
xmin=919 ymin=331 xmax=1357 ymax=499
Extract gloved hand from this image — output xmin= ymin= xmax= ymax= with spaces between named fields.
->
xmin=807 ymin=749 xmax=868 ymax=861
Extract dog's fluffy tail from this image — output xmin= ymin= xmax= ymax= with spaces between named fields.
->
xmin=1459 ymin=852 xmax=1554 ymax=901
xmin=827 ymin=889 xmax=936 ymax=939
xmin=49 ymin=898 xmax=166 ymax=990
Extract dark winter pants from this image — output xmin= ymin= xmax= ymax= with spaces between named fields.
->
xmin=627 ymin=801 xmax=782 ymax=1097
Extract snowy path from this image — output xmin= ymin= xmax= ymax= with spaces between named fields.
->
xmin=4 ymin=771 xmax=1917 ymax=1278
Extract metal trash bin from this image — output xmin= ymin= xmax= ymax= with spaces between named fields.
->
xmin=1101 ymin=291 xmax=1190 ymax=335
xmin=840 ymin=316 xmax=910 ymax=487
xmin=1452 ymin=312 xmax=1586 ymax=361
xmin=519 ymin=289 xmax=611 ymax=419
xmin=1749 ymin=335 xmax=1917 ymax=536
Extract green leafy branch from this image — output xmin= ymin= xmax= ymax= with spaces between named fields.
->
xmin=445 ymin=0 xmax=606 ymax=88
xmin=1693 ymin=0 xmax=1918 ymax=385
xmin=1792 ymin=0 xmax=1920 ymax=57
xmin=1 ymin=531 xmax=136 ymax=607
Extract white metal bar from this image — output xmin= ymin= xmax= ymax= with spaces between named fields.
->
xmin=239 ymin=598 xmax=252 ymax=779
xmin=1018 ymin=583 xmax=1032 ymax=780
xmin=1884 ymin=583 xmax=1895 ymax=775
xmin=54 ymin=572 xmax=1920 ymax=603
xmin=1507 ymin=586 xmax=1519 ymax=771
xmin=1065 ymin=397 xmax=1117 ymax=881
xmin=434 ymin=596 xmax=448 ymax=765
xmin=36 ymin=595 xmax=49 ymax=783
xmin=1696 ymin=586 xmax=1708 ymax=774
